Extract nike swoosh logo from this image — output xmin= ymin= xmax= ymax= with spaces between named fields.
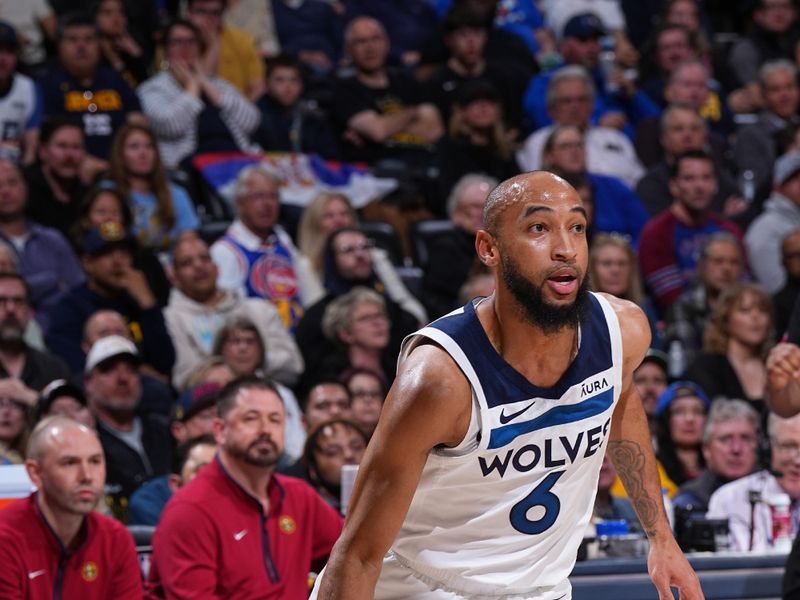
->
xmin=499 ymin=401 xmax=536 ymax=425
xmin=28 ymin=570 xmax=46 ymax=580
xmin=489 ymin=387 xmax=615 ymax=449
xmin=233 ymin=529 xmax=248 ymax=541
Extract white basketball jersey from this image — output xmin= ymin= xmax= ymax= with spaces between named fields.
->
xmin=0 ymin=73 xmax=38 ymax=161
xmin=382 ymin=292 xmax=624 ymax=599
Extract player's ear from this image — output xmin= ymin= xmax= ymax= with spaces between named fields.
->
xmin=475 ymin=230 xmax=499 ymax=267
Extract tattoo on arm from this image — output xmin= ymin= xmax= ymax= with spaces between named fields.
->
xmin=607 ymin=440 xmax=660 ymax=536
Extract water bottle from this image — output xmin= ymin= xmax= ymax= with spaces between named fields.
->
xmin=599 ymin=36 xmax=618 ymax=95
xmin=668 ymin=340 xmax=687 ymax=379
xmin=662 ymin=487 xmax=674 ymax=533
xmin=739 ymin=169 xmax=756 ymax=204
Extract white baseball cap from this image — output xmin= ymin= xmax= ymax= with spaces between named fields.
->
xmin=84 ymin=335 xmax=139 ymax=374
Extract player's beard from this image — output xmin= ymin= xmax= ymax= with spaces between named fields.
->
xmin=501 ymin=252 xmax=590 ymax=334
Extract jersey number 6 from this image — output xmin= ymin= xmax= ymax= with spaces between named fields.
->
xmin=509 ymin=470 xmax=565 ymax=534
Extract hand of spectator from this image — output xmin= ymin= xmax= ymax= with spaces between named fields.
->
xmin=343 ymin=128 xmax=366 ymax=147
xmin=401 ymin=51 xmax=421 ymax=66
xmin=195 ymin=65 xmax=223 ymax=106
xmin=298 ymin=50 xmax=332 ymax=72
xmin=598 ymin=111 xmax=628 ymax=130
xmin=79 ymin=155 xmax=109 ymax=186
xmin=727 ymin=87 xmax=759 ymax=114
xmin=614 ymin=35 xmax=639 ymax=68
xmin=120 ymin=267 xmax=157 ymax=310
xmin=722 ymin=195 xmax=749 ymax=217
xmin=0 ymin=378 xmax=38 ymax=408
xmin=767 ymin=343 xmax=800 ymax=397
xmin=115 ymin=33 xmax=142 ymax=58
xmin=171 ymin=61 xmax=201 ymax=97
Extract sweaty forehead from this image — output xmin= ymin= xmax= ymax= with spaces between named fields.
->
xmin=484 ymin=172 xmax=580 ymax=230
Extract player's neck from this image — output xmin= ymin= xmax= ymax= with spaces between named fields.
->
xmin=481 ymin=296 xmax=580 ymax=387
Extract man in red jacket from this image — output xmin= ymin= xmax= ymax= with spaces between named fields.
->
xmin=0 ymin=416 xmax=143 ymax=598
xmin=146 ymin=376 xmax=343 ymax=599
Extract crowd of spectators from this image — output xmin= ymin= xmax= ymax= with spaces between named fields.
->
xmin=3 ymin=0 xmax=800 ymax=597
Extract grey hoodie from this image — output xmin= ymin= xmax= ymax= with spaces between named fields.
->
xmin=165 ymin=287 xmax=304 ymax=390
xmin=745 ymin=192 xmax=800 ymax=293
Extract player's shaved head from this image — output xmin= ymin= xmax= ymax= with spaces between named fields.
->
xmin=27 ymin=416 xmax=98 ymax=463
xmin=483 ymin=171 xmax=578 ymax=235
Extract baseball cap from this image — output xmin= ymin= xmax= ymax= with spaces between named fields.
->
xmin=774 ymin=151 xmax=800 ymax=185
xmin=85 ymin=335 xmax=139 ymax=374
xmin=35 ymin=379 xmax=87 ymax=421
xmin=562 ymin=13 xmax=604 ymax=40
xmin=455 ymin=79 xmax=500 ymax=106
xmin=639 ymin=348 xmax=669 ymax=374
xmin=174 ymin=382 xmax=221 ymax=422
xmin=654 ymin=381 xmax=710 ymax=416
xmin=0 ymin=22 xmax=18 ymax=49
xmin=83 ymin=222 xmax=134 ymax=256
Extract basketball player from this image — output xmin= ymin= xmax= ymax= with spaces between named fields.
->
xmin=312 ymin=172 xmax=703 ymax=599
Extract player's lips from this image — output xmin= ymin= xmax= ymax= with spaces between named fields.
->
xmin=546 ymin=268 xmax=578 ymax=295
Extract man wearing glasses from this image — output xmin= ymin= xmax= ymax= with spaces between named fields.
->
xmin=673 ymin=400 xmax=760 ymax=518
xmin=211 ymin=164 xmax=323 ymax=331
xmin=707 ymin=411 xmax=800 ymax=552
xmin=185 ymin=0 xmax=265 ymax=100
xmin=0 ymin=272 xmax=69 ymax=403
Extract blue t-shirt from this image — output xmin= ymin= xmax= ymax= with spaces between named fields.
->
xmin=128 ymin=183 xmax=200 ymax=251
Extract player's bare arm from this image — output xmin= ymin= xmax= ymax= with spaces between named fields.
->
xmin=317 ymin=343 xmax=472 ymax=600
xmin=766 ymin=343 xmax=800 ymax=417
xmin=603 ymin=294 xmax=704 ymax=600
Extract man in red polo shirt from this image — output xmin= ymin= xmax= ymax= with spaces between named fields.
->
xmin=0 ymin=416 xmax=142 ymax=598
xmin=146 ymin=376 xmax=343 ymax=599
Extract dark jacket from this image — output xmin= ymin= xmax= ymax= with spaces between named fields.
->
xmin=46 ymin=282 xmax=175 ymax=376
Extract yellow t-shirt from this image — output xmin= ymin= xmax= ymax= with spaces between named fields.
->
xmin=610 ymin=460 xmax=678 ymax=498
xmin=218 ymin=24 xmax=264 ymax=96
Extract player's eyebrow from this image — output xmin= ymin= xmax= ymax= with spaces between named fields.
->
xmin=522 ymin=205 xmax=553 ymax=218
xmin=571 ymin=206 xmax=588 ymax=218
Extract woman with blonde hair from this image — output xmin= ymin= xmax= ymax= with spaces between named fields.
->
xmin=298 ymin=192 xmax=357 ymax=276
xmin=686 ymin=282 xmax=774 ymax=417
xmin=589 ymin=234 xmax=662 ymax=347
xmin=297 ymin=195 xmax=427 ymax=323
xmin=107 ymin=123 xmax=200 ymax=252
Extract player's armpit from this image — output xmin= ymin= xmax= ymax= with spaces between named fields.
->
xmin=317 ymin=343 xmax=472 ymax=599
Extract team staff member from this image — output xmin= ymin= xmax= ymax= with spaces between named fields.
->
xmin=0 ymin=416 xmax=142 ymax=598
xmin=146 ymin=377 xmax=343 ymax=599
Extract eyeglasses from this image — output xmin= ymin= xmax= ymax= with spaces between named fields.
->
xmin=316 ymin=441 xmax=366 ymax=459
xmin=0 ymin=296 xmax=27 ymax=307
xmin=710 ymin=433 xmax=758 ymax=448
xmin=774 ymin=440 xmax=800 ymax=459
xmin=353 ymin=311 xmax=388 ymax=325
xmin=0 ymin=398 xmax=25 ymax=410
xmin=335 ymin=240 xmax=375 ymax=255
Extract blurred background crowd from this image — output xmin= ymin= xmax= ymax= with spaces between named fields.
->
xmin=3 ymin=0 xmax=800 ymax=593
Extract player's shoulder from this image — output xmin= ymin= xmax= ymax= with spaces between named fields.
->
xmin=400 ymin=340 xmax=469 ymax=386
xmin=596 ymin=293 xmax=650 ymax=358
